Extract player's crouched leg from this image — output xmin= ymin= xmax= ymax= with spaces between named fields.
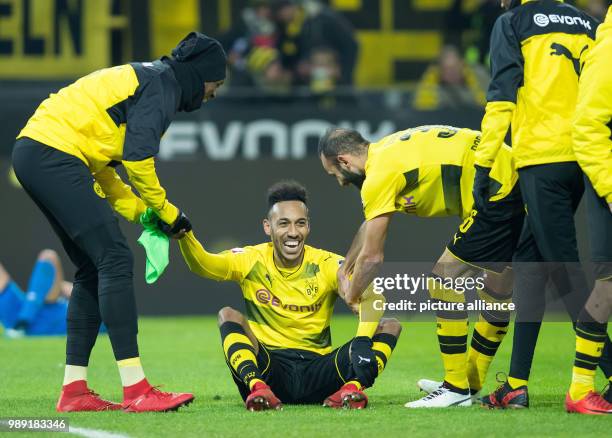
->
xmin=324 ymin=319 xmax=401 ymax=409
xmin=217 ymin=307 xmax=282 ymax=411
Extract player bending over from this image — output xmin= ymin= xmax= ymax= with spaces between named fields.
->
xmin=319 ymin=125 xmax=524 ymax=408
xmin=179 ymin=181 xmax=401 ymax=410
xmin=12 ymin=32 xmax=226 ymax=412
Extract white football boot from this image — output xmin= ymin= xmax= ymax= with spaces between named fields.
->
xmin=417 ymin=379 xmax=481 ymax=402
xmin=405 ymin=386 xmax=472 ymax=408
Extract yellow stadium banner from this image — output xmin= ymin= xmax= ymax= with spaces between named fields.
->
xmin=0 ymin=0 xmax=111 ymax=78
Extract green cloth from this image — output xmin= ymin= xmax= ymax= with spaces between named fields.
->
xmin=137 ymin=208 xmax=170 ymax=284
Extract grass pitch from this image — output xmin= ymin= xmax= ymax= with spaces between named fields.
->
xmin=1 ymin=316 xmax=609 ymax=437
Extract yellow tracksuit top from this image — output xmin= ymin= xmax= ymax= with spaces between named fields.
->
xmin=476 ymin=0 xmax=599 ymax=170
xmin=18 ymin=61 xmax=181 ymax=224
xmin=573 ymin=6 xmax=612 ymax=203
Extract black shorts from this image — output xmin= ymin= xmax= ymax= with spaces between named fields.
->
xmin=585 ymin=178 xmax=612 ymax=280
xmin=447 ymin=183 xmax=524 ymax=273
xmin=228 ymin=341 xmax=355 ymax=404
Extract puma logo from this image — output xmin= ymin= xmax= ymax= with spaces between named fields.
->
xmin=358 ymin=355 xmax=372 ymax=364
xmin=550 ymin=43 xmax=588 ymax=76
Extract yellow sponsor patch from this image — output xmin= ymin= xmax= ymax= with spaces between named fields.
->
xmin=93 ymin=181 xmax=106 ymax=198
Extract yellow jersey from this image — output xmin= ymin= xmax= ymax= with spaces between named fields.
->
xmin=573 ymin=6 xmax=612 ymax=203
xmin=179 ymin=232 xmax=344 ymax=354
xmin=17 ymin=61 xmax=181 ymax=224
xmin=361 ymin=125 xmax=517 ymax=221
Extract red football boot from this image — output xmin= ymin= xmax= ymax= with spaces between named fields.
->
xmin=323 ymin=383 xmax=368 ymax=409
xmin=122 ymin=379 xmax=194 ymax=413
xmin=56 ymin=380 xmax=121 ymax=412
xmin=245 ymin=381 xmax=283 ymax=411
xmin=565 ymin=391 xmax=612 ymax=415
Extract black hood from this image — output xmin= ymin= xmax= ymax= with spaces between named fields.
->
xmin=162 ymin=32 xmax=227 ymax=112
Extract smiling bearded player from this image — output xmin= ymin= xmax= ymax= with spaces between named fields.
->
xmin=178 ymin=180 xmax=401 ymax=410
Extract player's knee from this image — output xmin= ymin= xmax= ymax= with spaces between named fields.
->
xmin=99 ymin=247 xmax=134 ymax=277
xmin=217 ymin=306 xmax=244 ymax=326
xmin=0 ymin=262 xmax=10 ymax=290
xmin=37 ymin=248 xmax=60 ymax=265
xmin=377 ymin=318 xmax=402 ymax=338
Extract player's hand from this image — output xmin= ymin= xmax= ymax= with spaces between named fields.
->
xmin=338 ymin=270 xmax=350 ymax=297
xmin=157 ymin=211 xmax=192 ymax=239
xmin=472 ymin=165 xmax=491 ymax=212
xmin=608 ymin=202 xmax=612 ymax=214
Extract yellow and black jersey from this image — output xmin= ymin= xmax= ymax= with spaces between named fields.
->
xmin=361 ymin=125 xmax=517 ymax=221
xmin=573 ymin=5 xmax=612 ymax=203
xmin=476 ymin=0 xmax=599 ymax=170
xmin=179 ymin=231 xmax=344 ymax=354
xmin=18 ymin=61 xmax=181 ymax=224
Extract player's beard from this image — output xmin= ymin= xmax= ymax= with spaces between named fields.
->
xmin=340 ymin=168 xmax=365 ymax=189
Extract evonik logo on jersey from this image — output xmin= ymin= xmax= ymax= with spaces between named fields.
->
xmin=533 ymin=13 xmax=592 ymax=30
xmin=255 ymin=289 xmax=322 ymax=313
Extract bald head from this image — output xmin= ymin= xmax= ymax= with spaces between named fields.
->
xmin=317 ymin=127 xmax=369 ymax=160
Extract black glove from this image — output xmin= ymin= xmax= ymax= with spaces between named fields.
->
xmin=157 ymin=211 xmax=192 ymax=236
xmin=350 ymin=336 xmax=378 ymax=388
xmin=472 ymin=165 xmax=492 ymax=212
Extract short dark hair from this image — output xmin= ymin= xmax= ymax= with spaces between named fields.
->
xmin=267 ymin=180 xmax=308 ymax=210
xmin=317 ymin=127 xmax=369 ymax=158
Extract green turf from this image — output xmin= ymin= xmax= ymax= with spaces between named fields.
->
xmin=1 ymin=316 xmax=609 ymax=437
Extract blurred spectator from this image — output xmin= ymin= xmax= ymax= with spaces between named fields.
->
xmin=413 ymin=45 xmax=489 ymax=111
xmin=584 ymin=0 xmax=608 ymax=21
xmin=247 ymin=46 xmax=293 ymax=94
xmin=307 ymin=46 xmax=341 ymax=94
xmin=218 ymin=0 xmax=276 ymax=87
xmin=445 ymin=0 xmax=501 ymax=64
xmin=272 ymin=0 xmax=358 ymax=86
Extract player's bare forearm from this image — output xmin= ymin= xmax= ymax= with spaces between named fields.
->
xmin=344 ymin=214 xmax=391 ymax=306
xmin=345 ymin=252 xmax=384 ymax=306
xmin=342 ymin=220 xmax=368 ymax=276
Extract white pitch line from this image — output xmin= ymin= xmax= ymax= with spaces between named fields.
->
xmin=70 ymin=426 xmax=132 ymax=438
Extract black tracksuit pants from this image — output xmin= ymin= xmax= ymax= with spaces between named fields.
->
xmin=12 ymin=137 xmax=139 ymax=366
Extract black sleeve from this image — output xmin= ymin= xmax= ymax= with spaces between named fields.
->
xmin=122 ymin=75 xmax=166 ymax=161
xmin=487 ymin=13 xmax=524 ymax=103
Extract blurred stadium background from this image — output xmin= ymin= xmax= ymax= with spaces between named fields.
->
xmin=0 ymin=0 xmax=602 ymax=315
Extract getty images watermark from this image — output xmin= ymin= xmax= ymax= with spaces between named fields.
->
xmin=368 ymin=273 xmax=515 ymax=313
xmin=359 ymin=261 xmax=598 ymax=322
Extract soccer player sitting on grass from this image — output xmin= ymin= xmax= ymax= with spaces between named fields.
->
xmin=0 ymin=250 xmax=72 ymax=338
xmin=178 ymin=181 xmax=401 ymax=411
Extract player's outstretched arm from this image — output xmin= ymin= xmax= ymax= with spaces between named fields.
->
xmin=93 ymin=167 xmax=147 ymax=223
xmin=123 ymin=157 xmax=181 ymax=225
xmin=346 ymin=214 xmax=391 ymax=306
xmin=177 ymin=231 xmax=234 ymax=281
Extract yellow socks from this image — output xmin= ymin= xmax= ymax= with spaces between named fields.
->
xmin=508 ymin=376 xmax=528 ymax=389
xmin=220 ymin=321 xmax=263 ymax=389
xmin=372 ymin=332 xmax=398 ymax=375
xmin=569 ymin=319 xmax=607 ymax=400
xmin=437 ymin=318 xmax=469 ymax=391
xmin=468 ymin=317 xmax=509 ymax=391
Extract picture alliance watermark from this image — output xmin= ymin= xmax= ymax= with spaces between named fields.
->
xmin=367 ymin=273 xmax=515 ymax=316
